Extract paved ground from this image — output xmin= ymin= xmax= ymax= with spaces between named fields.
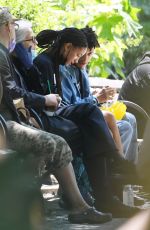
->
xmin=41 ymin=184 xmax=150 ymax=230
xmin=43 ymin=197 xmax=126 ymax=230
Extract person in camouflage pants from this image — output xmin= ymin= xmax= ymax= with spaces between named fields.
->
xmin=6 ymin=120 xmax=73 ymax=172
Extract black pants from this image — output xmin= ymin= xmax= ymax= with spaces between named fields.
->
xmin=41 ymin=103 xmax=118 ymax=203
xmin=40 ymin=112 xmax=82 ymax=156
xmin=56 ymin=103 xmax=118 ymax=159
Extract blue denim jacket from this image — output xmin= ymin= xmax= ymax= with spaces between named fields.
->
xmin=60 ymin=65 xmax=98 ymax=105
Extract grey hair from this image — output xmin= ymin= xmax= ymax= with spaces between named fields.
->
xmin=15 ymin=19 xmax=32 ymax=43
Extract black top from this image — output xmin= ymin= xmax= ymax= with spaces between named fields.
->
xmin=0 ymin=42 xmax=46 ymax=122
xmin=34 ymin=51 xmax=57 ymax=94
xmin=0 ymin=43 xmax=20 ymax=122
xmin=34 ymin=50 xmax=62 ymax=97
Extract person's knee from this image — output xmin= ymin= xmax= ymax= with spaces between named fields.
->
xmin=102 ymin=111 xmax=117 ymax=130
xmin=103 ymin=111 xmax=115 ymax=122
xmin=52 ymin=136 xmax=73 ymax=169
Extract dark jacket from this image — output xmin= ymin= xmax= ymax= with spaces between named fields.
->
xmin=11 ymin=55 xmax=44 ymax=95
xmin=119 ymin=52 xmax=150 ymax=115
xmin=10 ymin=60 xmax=46 ymax=111
xmin=0 ymin=42 xmax=46 ymax=122
xmin=34 ymin=52 xmax=60 ymax=95
xmin=0 ymin=43 xmax=20 ymax=122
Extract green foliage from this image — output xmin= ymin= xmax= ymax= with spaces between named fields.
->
xmin=124 ymin=0 xmax=150 ymax=75
xmin=87 ymin=1 xmax=142 ymax=78
xmin=0 ymin=0 xmax=142 ymax=78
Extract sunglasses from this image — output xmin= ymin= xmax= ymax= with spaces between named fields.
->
xmin=23 ymin=36 xmax=37 ymax=43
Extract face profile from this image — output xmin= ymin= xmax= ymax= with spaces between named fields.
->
xmin=63 ymin=43 xmax=87 ymax=65
xmin=76 ymin=47 xmax=95 ymax=69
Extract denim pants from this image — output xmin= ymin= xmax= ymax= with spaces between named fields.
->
xmin=117 ymin=112 xmax=138 ymax=163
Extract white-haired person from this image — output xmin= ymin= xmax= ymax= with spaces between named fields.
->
xmin=10 ymin=19 xmax=44 ymax=94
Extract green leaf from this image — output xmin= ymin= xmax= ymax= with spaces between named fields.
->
xmin=0 ymin=0 xmax=142 ymax=79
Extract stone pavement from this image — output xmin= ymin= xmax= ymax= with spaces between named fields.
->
xmin=41 ymin=176 xmax=150 ymax=230
xmin=43 ymin=197 xmax=126 ymax=230
xmin=41 ymin=183 xmax=150 ymax=230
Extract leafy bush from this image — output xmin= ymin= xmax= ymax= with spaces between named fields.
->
xmin=0 ymin=0 xmax=142 ymax=78
xmin=124 ymin=0 xmax=150 ymax=75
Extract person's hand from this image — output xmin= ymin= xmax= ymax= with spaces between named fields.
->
xmin=94 ymin=86 xmax=116 ymax=103
xmin=44 ymin=94 xmax=61 ymax=111
xmin=14 ymin=43 xmax=33 ymax=69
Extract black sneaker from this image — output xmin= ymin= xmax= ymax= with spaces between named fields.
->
xmin=68 ymin=207 xmax=112 ymax=224
xmin=96 ymin=197 xmax=141 ymax=218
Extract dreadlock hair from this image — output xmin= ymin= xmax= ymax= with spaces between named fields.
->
xmin=36 ymin=28 xmax=88 ymax=98
xmin=81 ymin=26 xmax=100 ymax=49
xmin=36 ymin=27 xmax=88 ymax=49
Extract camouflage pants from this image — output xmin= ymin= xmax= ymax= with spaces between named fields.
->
xmin=6 ymin=121 xmax=73 ymax=172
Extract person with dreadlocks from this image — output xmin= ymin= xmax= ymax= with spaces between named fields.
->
xmin=59 ymin=26 xmax=139 ymax=209
xmin=29 ymin=27 xmax=140 ymax=218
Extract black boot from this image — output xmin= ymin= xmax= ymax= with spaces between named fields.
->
xmin=83 ymin=155 xmax=141 ymax=218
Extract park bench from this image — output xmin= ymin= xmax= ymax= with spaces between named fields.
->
xmin=89 ymin=77 xmax=124 ymax=91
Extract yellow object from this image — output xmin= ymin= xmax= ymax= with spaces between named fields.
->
xmin=101 ymin=101 xmax=127 ymax=120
